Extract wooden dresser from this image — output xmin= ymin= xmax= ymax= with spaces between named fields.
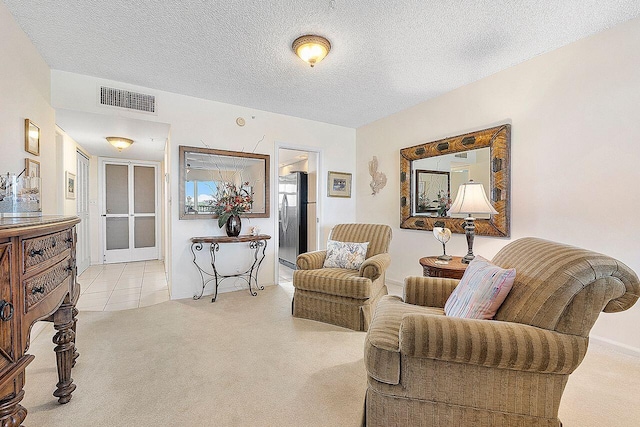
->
xmin=0 ymin=216 xmax=80 ymax=426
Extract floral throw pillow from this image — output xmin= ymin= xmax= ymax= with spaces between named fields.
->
xmin=323 ymin=240 xmax=369 ymax=270
xmin=444 ymin=256 xmax=516 ymax=320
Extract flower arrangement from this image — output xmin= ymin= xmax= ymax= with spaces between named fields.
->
xmin=211 ymin=182 xmax=253 ymax=228
xmin=436 ymin=189 xmax=451 ymax=217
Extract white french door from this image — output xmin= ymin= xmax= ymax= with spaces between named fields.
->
xmin=101 ymin=159 xmax=160 ymax=264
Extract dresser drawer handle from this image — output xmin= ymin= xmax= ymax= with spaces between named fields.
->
xmin=0 ymin=300 xmax=14 ymax=321
xmin=31 ymin=285 xmax=46 ymax=294
xmin=64 ymin=266 xmax=73 ymax=272
xmin=51 ymin=238 xmax=56 ymax=247
xmin=65 ymin=237 xmax=74 ymax=244
xmin=29 ymin=249 xmax=44 ymax=257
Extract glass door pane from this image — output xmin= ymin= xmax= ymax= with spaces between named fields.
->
xmin=106 ymin=217 xmax=129 ymax=250
xmin=134 ymin=166 xmax=155 ymax=213
xmin=106 ymin=164 xmax=129 ymax=214
xmin=134 ymin=217 xmax=156 ymax=248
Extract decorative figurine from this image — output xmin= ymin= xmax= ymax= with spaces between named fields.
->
xmin=433 ymin=227 xmax=452 ymax=261
xmin=368 ymin=156 xmax=387 ymax=195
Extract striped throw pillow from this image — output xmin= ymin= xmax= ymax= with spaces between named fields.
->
xmin=444 ymin=256 xmax=515 ymax=319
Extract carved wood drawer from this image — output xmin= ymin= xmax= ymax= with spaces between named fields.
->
xmin=22 ymin=229 xmax=73 ymax=273
xmin=23 ymin=259 xmax=72 ymax=312
xmin=0 ymin=243 xmax=16 ymax=372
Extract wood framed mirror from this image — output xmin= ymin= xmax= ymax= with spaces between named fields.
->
xmin=179 ymin=146 xmax=270 ymax=220
xmin=400 ymin=124 xmax=510 ymax=237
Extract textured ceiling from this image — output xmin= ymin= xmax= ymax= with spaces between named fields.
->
xmin=4 ymin=1 xmax=640 ymax=128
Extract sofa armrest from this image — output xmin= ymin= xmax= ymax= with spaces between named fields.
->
xmin=403 ymin=276 xmax=459 ymax=307
xmin=296 ymin=250 xmax=327 ymax=270
xmin=399 ymin=313 xmax=588 ymax=374
xmin=359 ymin=253 xmax=391 ymax=282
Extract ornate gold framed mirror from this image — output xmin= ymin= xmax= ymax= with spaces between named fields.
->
xmin=400 ymin=124 xmax=510 ymax=237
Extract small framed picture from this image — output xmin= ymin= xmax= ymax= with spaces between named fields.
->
xmin=25 ymin=158 xmax=40 ymax=189
xmin=25 ymin=119 xmax=40 ymax=156
xmin=65 ymin=171 xmax=76 ymax=199
xmin=327 ymin=171 xmax=352 ymax=198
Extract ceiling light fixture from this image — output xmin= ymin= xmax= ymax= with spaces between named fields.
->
xmin=106 ymin=136 xmax=134 ymax=151
xmin=292 ymin=35 xmax=331 ymax=67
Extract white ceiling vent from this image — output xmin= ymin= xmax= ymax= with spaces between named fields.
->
xmin=99 ymin=86 xmax=156 ymax=114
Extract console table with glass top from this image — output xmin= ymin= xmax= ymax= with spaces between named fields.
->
xmin=190 ymin=234 xmax=271 ymax=302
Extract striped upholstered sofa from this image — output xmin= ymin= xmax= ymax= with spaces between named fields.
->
xmin=292 ymin=223 xmax=392 ymax=331
xmin=364 ymin=237 xmax=639 ymax=427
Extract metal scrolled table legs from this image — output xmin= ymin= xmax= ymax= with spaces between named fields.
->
xmin=192 ymin=238 xmax=268 ymax=302
xmin=209 ymin=242 xmax=221 ymax=302
xmin=191 ymin=242 xmax=220 ymax=300
xmin=247 ymin=239 xmax=268 ymax=296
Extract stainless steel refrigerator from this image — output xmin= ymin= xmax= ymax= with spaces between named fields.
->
xmin=278 ymin=172 xmax=308 ymax=269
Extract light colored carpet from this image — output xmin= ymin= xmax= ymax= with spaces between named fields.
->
xmin=22 ymin=285 xmax=640 ymax=426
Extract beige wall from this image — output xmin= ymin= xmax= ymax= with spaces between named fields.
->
xmin=0 ymin=3 xmax=56 ymax=213
xmin=0 ymin=4 xmax=88 ymax=218
xmin=356 ymin=17 xmax=640 ymax=353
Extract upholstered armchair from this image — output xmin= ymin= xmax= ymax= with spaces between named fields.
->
xmin=364 ymin=237 xmax=639 ymax=427
xmin=292 ymin=223 xmax=392 ymax=331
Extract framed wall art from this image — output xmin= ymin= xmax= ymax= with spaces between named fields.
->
xmin=25 ymin=158 xmax=40 ymax=187
xmin=327 ymin=171 xmax=352 ymax=198
xmin=65 ymin=171 xmax=76 ymax=199
xmin=25 ymin=119 xmax=40 ymax=156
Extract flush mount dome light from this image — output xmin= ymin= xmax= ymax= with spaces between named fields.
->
xmin=292 ymin=35 xmax=331 ymax=67
xmin=106 ymin=136 xmax=134 ymax=151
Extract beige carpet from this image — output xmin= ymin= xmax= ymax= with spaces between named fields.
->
xmin=22 ymin=285 xmax=640 ymax=426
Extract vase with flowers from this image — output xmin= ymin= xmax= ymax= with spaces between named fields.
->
xmin=436 ymin=189 xmax=452 ymax=217
xmin=212 ymin=182 xmax=253 ymax=237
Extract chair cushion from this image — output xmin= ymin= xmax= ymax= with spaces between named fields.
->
xmin=365 ymin=295 xmax=444 ymax=385
xmin=293 ymin=268 xmax=372 ymax=299
xmin=323 ymin=239 xmax=369 ymax=270
xmin=444 ymin=256 xmax=515 ymax=320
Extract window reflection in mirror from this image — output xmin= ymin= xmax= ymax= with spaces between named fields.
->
xmin=412 ymin=147 xmax=491 ymax=219
xmin=179 ymin=146 xmax=270 ymax=219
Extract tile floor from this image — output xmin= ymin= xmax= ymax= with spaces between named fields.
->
xmin=278 ymin=263 xmax=294 ymax=298
xmin=278 ymin=263 xmax=294 ymax=284
xmin=76 ymin=260 xmax=170 ymax=311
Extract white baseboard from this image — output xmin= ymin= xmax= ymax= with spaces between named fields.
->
xmin=589 ymin=334 xmax=640 ymax=357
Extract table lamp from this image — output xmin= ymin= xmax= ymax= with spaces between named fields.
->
xmin=448 ymin=180 xmax=497 ymax=264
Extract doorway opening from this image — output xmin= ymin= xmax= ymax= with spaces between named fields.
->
xmin=277 ymin=148 xmax=320 ymax=287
